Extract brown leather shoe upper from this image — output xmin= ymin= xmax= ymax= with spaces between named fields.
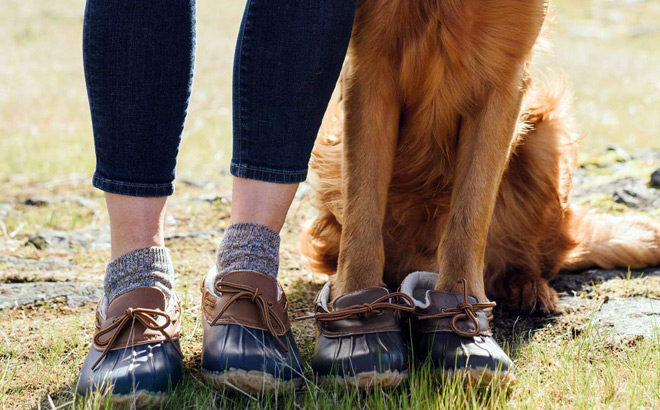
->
xmin=410 ymin=279 xmax=495 ymax=337
xmin=201 ymin=271 xmax=291 ymax=348
xmin=301 ymin=287 xmax=414 ymax=337
xmin=403 ymin=275 xmax=513 ymax=377
xmin=300 ymin=284 xmax=414 ymax=378
xmin=92 ymin=287 xmax=181 ymax=368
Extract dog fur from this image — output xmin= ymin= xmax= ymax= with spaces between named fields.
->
xmin=300 ymin=0 xmax=660 ymax=313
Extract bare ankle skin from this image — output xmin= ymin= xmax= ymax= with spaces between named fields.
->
xmin=230 ymin=177 xmax=298 ymax=233
xmin=106 ymin=193 xmax=167 ymax=259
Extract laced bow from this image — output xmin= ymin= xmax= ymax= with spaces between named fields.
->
xmin=296 ymin=292 xmax=415 ymax=322
xmin=414 ymin=279 xmax=495 ymax=337
xmin=92 ymin=307 xmax=182 ymax=369
xmin=211 ymin=281 xmax=289 ymax=351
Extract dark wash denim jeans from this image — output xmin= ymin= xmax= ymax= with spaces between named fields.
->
xmin=83 ymin=0 xmax=356 ymax=197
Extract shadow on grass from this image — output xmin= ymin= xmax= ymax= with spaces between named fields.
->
xmin=551 ymin=266 xmax=660 ymax=295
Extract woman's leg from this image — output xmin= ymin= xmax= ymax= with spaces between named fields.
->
xmin=216 ymin=0 xmax=356 ymax=276
xmin=83 ymin=0 xmax=195 ymax=300
xmin=204 ymin=0 xmax=356 ymax=393
xmin=230 ymin=1 xmax=356 ymax=184
xmin=77 ymin=0 xmax=195 ymax=399
xmin=85 ymin=0 xmax=195 ymax=198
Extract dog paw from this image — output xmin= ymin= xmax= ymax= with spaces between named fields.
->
xmin=499 ymin=277 xmax=559 ymax=314
xmin=522 ymin=278 xmax=559 ymax=314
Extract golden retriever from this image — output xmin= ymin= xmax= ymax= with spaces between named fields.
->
xmin=301 ymin=0 xmax=660 ymax=312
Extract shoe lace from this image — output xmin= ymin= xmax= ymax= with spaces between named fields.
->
xmin=92 ymin=307 xmax=182 ymax=369
xmin=414 ymin=279 xmax=496 ymax=337
xmin=295 ymin=292 xmax=415 ymax=322
xmin=211 ymin=281 xmax=289 ymax=352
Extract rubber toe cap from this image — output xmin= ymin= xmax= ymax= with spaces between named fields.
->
xmin=201 ymin=323 xmax=303 ymax=381
xmin=77 ymin=340 xmax=183 ymax=397
xmin=311 ymin=330 xmax=408 ymax=377
xmin=415 ymin=332 xmax=513 ymax=373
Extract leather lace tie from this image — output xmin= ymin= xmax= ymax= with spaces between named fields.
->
xmin=296 ymin=292 xmax=416 ymax=322
xmin=414 ymin=279 xmax=496 ymax=337
xmin=211 ymin=281 xmax=289 ymax=352
xmin=92 ymin=307 xmax=182 ymax=369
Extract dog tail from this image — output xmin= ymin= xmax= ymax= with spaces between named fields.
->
xmin=299 ymin=101 xmax=345 ymax=275
xmin=561 ymin=208 xmax=660 ymax=271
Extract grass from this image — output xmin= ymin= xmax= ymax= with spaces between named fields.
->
xmin=2 ymin=287 xmax=658 ymax=409
xmin=0 ymin=0 xmax=659 ymax=409
xmin=1 ymin=0 xmax=659 ymax=181
xmin=0 ymin=178 xmax=658 ymax=409
xmin=0 ymin=0 xmax=242 ymax=181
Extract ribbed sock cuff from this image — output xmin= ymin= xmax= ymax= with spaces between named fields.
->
xmin=104 ymin=246 xmax=174 ymax=303
xmin=216 ymin=223 xmax=280 ymax=278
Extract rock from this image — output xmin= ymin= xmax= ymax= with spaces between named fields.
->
xmin=574 ymin=149 xmax=660 ymax=184
xmin=0 ymin=281 xmax=103 ymax=309
xmin=26 ymin=227 xmax=110 ymax=250
xmin=23 ymin=197 xmax=52 ymax=207
xmin=613 ymin=186 xmax=650 ymax=208
xmin=651 ymin=168 xmax=660 ymax=188
xmin=0 ymin=255 xmax=71 ymax=272
xmin=592 ymin=297 xmax=660 ymax=338
xmin=27 ymin=234 xmax=49 ymax=250
xmin=552 ymin=268 xmax=660 ymax=339
xmin=558 ymin=295 xmax=592 ymax=310
xmin=22 ymin=195 xmax=98 ymax=210
xmin=0 ymin=255 xmax=73 ymax=283
xmin=574 ymin=177 xmax=660 ymax=211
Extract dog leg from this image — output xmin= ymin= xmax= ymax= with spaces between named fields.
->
xmin=333 ymin=62 xmax=400 ymax=297
xmin=435 ymin=76 xmax=527 ymax=301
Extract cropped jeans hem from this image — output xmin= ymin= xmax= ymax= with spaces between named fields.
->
xmin=92 ymin=173 xmax=175 ymax=197
xmin=230 ymin=161 xmax=307 ymax=184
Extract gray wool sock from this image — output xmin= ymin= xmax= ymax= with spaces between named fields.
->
xmin=216 ymin=223 xmax=280 ymax=278
xmin=104 ymin=246 xmax=175 ymax=303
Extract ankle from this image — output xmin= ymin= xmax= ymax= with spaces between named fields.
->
xmin=105 ymin=193 xmax=167 ymax=259
xmin=104 ymin=246 xmax=175 ymax=303
xmin=216 ymin=223 xmax=281 ymax=279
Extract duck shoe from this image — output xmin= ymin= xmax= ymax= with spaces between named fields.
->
xmin=400 ymin=271 xmax=515 ymax=386
xmin=77 ymin=287 xmax=183 ymax=405
xmin=300 ymin=282 xmax=415 ymax=389
xmin=200 ymin=268 xmax=304 ymax=394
